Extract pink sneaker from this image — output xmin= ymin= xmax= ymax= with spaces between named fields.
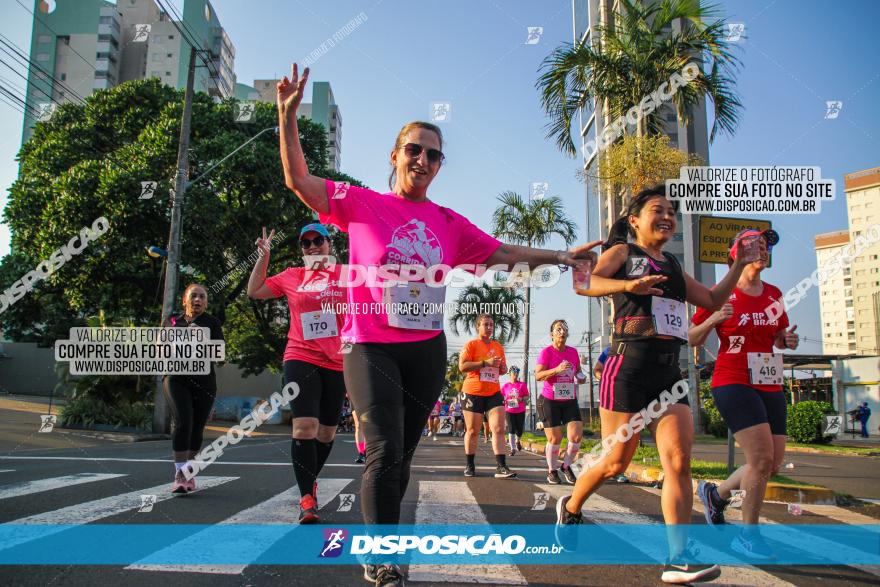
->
xmin=171 ymin=470 xmax=187 ymax=494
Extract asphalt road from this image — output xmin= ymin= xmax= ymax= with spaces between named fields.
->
xmin=0 ymin=419 xmax=878 ymax=586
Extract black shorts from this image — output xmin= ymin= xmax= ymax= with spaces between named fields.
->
xmin=600 ymin=340 xmax=689 ymax=413
xmin=506 ymin=411 xmax=526 ymax=436
xmin=462 ymin=392 xmax=503 ymax=415
xmin=538 ymin=396 xmax=582 ymax=428
xmin=283 ymin=359 xmax=347 ymax=427
xmin=712 ymin=384 xmax=788 ymax=435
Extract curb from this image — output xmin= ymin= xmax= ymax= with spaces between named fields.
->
xmin=56 ymin=428 xmax=169 ymax=442
xmin=521 ymin=439 xmax=834 ymax=504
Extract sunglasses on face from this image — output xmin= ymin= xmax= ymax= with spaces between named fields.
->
xmin=300 ymin=235 xmax=326 ymax=248
xmin=402 ymin=143 xmax=445 ymax=165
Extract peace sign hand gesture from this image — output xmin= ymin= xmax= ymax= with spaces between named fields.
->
xmin=255 ymin=227 xmax=276 ymax=257
xmin=277 ymin=63 xmax=309 ymax=117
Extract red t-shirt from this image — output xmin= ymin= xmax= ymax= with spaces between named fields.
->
xmin=264 ymin=265 xmax=346 ymax=371
xmin=692 ymin=283 xmax=789 ymax=392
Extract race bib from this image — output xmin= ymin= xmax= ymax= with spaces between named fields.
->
xmin=479 ymin=367 xmax=499 ymax=383
xmin=652 ymin=297 xmax=687 ymax=339
xmin=300 ymin=311 xmax=338 ymax=340
xmin=552 ymin=382 xmax=575 ymax=400
xmin=507 ymin=397 xmax=520 ymax=409
xmin=748 ymin=352 xmax=783 ymax=385
xmin=384 ymin=283 xmax=445 ymax=330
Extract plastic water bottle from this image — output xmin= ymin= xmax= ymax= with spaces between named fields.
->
xmin=788 ymin=503 xmax=802 ymax=516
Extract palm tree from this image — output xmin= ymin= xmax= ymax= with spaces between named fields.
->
xmin=447 ymin=283 xmax=525 ymax=346
xmin=490 ymin=191 xmax=577 ymax=398
xmin=443 ymin=352 xmax=466 ymax=399
xmin=537 ymin=0 xmax=742 ymax=157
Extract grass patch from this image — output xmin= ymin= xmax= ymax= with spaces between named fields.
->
xmin=786 ymin=442 xmax=880 ymax=456
xmin=522 ymin=432 xmax=820 ymax=485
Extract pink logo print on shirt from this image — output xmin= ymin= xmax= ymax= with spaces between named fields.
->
xmin=385 ymin=219 xmax=443 ymax=266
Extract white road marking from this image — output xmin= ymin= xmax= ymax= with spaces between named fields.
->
xmin=128 ymin=478 xmax=353 ymax=574
xmin=408 ymin=480 xmax=527 ymax=585
xmin=0 ymin=473 xmax=126 ymax=500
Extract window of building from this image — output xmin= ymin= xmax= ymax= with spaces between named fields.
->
xmin=168 ymin=35 xmax=175 ymax=39
xmin=165 ymin=71 xmax=171 ymax=76
xmin=37 ymin=34 xmax=52 ymax=44
xmin=60 ymin=73 xmax=66 ymax=81
xmin=99 ymin=16 xmax=113 ymax=24
xmin=849 ymin=343 xmax=857 ymax=351
xmin=166 ymin=53 xmax=172 ymax=57
xmin=36 ymin=53 xmax=50 ymax=61
xmin=58 ymin=36 xmax=69 ymax=45
xmin=151 ymin=53 xmax=162 ymax=61
xmin=846 ymin=300 xmax=853 ymax=307
xmin=150 ymin=70 xmax=161 ymax=77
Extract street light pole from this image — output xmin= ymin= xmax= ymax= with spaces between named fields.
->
xmin=153 ymin=47 xmax=196 ymax=434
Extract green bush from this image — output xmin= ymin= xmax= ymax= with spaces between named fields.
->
xmin=787 ymin=401 xmax=836 ymax=444
xmin=699 ymin=381 xmax=728 ymax=438
xmin=60 ymin=396 xmax=152 ymax=430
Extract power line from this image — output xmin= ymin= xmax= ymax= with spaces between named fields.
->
xmin=12 ymin=0 xmax=104 ymax=76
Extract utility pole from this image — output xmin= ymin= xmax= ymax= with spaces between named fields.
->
xmin=153 ymin=47 xmax=196 ymax=434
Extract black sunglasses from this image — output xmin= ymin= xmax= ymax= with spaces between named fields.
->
xmin=300 ymin=235 xmax=326 ymax=248
xmin=402 ymin=142 xmax=445 ymax=165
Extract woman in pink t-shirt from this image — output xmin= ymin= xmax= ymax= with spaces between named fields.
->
xmin=277 ymin=64 xmax=599 ymax=572
xmin=501 ymin=366 xmax=529 ymax=456
xmin=535 ymin=320 xmax=587 ymax=486
xmin=247 ymin=223 xmax=345 ymax=525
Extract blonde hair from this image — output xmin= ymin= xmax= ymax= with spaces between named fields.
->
xmin=388 ymin=121 xmax=444 ymax=190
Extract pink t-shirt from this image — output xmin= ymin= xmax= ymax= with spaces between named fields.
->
xmin=264 ymin=265 xmax=346 ymax=371
xmin=501 ymin=381 xmax=528 ymax=413
xmin=536 ymin=345 xmax=582 ymax=401
xmin=319 ymin=180 xmax=502 ymax=344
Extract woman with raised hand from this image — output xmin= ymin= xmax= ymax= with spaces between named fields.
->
xmin=247 ymin=223 xmax=346 ymax=524
xmin=276 ymin=63 xmax=598 ymax=587
xmin=689 ymin=228 xmax=797 ymax=560
xmin=164 ymin=283 xmax=224 ymax=494
xmin=558 ymin=185 xmax=758 ymax=585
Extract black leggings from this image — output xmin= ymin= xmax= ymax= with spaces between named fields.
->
xmin=164 ymin=377 xmax=216 ymax=453
xmin=344 ymin=332 xmax=446 ymax=525
xmin=283 ymin=360 xmax=347 ymax=426
xmin=506 ymin=411 xmax=525 ymax=437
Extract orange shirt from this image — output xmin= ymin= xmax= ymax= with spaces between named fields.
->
xmin=461 ymin=338 xmax=506 ymax=396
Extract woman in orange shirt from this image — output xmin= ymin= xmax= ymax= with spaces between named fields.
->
xmin=459 ymin=314 xmax=516 ymax=479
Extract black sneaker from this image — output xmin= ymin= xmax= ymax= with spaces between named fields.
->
xmin=508 ymin=449 xmax=516 ymax=457
xmin=495 ymin=465 xmax=517 ymax=479
xmin=731 ymin=529 xmax=776 ymax=560
xmin=375 ymin=563 xmax=405 ymax=586
xmin=560 ymin=465 xmax=577 ymax=484
xmin=516 ymin=440 xmax=523 ymax=451
xmin=355 ymin=453 xmax=366 ymax=464
xmin=554 ymin=495 xmax=582 ymax=552
xmin=547 ymin=469 xmax=561 ymax=485
xmin=696 ymin=480 xmax=728 ymax=526
xmin=661 ymin=545 xmax=721 ymax=584
xmin=464 ymin=464 xmax=475 ymax=477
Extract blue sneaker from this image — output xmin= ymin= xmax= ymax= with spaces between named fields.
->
xmin=697 ymin=480 xmax=728 ymax=526
xmin=731 ymin=529 xmax=776 ymax=560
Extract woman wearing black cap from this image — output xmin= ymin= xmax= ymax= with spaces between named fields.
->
xmin=248 ymin=223 xmax=346 ymax=524
xmin=689 ymin=228 xmax=798 ymax=560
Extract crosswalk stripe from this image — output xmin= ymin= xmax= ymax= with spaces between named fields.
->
xmin=638 ymin=485 xmax=880 ymax=580
xmin=127 ymin=478 xmax=353 ymax=574
xmin=538 ymin=484 xmax=796 ymax=587
xmin=0 ymin=470 xmax=13 ymax=474
xmin=798 ymin=504 xmax=880 ymax=529
xmin=0 ymin=473 xmax=126 ymax=501
xmin=0 ymin=476 xmax=238 ymax=552
xmin=408 ymin=480 xmax=527 ymax=585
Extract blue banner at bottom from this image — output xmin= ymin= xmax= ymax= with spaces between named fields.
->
xmin=0 ymin=524 xmax=877 ymax=565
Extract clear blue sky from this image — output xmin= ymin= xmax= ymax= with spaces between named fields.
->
xmin=1 ymin=0 xmax=878 ymax=366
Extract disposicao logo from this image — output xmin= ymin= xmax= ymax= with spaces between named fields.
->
xmin=319 ymin=528 xmax=348 ymax=558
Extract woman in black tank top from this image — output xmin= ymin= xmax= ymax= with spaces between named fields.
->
xmin=554 ymin=185 xmax=757 ymax=583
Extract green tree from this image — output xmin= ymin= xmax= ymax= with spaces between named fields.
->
xmin=1 ymin=78 xmax=364 ymax=380
xmin=490 ymin=191 xmax=577 ymax=384
xmin=443 ymin=352 xmax=466 ymax=398
xmin=447 ymin=283 xmax=525 ymax=346
xmin=537 ymin=0 xmax=742 ymax=156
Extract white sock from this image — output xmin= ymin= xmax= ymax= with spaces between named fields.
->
xmin=563 ymin=443 xmax=579 ymax=468
xmin=174 ymin=461 xmax=186 ymax=472
xmin=508 ymin=434 xmax=516 ymax=451
xmin=546 ymin=443 xmax=560 ymax=471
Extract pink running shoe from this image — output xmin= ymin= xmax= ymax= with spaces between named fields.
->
xmin=184 ymin=475 xmax=196 ymax=493
xmin=171 ymin=470 xmax=187 ymax=494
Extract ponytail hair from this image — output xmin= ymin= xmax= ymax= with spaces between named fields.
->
xmin=602 ymin=184 xmax=676 ymax=251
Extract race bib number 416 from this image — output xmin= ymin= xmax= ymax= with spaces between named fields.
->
xmin=748 ymin=352 xmax=783 ymax=385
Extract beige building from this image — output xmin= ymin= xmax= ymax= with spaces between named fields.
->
xmin=815 ymin=230 xmax=854 ymax=354
xmin=844 ymin=167 xmax=880 ymax=355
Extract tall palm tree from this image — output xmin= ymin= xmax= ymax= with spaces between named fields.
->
xmin=447 ymin=283 xmax=525 ymax=346
xmin=537 ymin=0 xmax=742 ymax=157
xmin=490 ymin=191 xmax=577 ymax=397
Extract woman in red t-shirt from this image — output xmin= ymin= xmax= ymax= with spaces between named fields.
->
xmin=689 ymin=229 xmax=799 ymax=559
xmin=248 ymin=223 xmax=346 ymax=525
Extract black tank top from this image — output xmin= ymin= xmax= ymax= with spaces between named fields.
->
xmin=610 ymin=243 xmax=687 ymax=343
